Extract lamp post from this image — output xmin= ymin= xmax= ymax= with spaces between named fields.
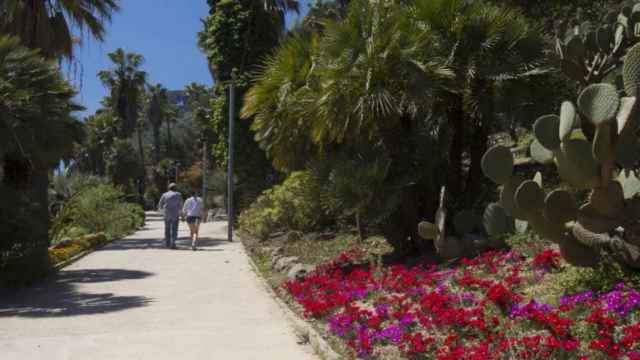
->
xmin=227 ymin=69 xmax=236 ymax=242
xmin=202 ymin=137 xmax=208 ymax=223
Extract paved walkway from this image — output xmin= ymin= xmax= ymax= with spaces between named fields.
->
xmin=0 ymin=212 xmax=315 ymax=360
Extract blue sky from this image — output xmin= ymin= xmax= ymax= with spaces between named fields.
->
xmin=72 ymin=0 xmax=309 ymax=116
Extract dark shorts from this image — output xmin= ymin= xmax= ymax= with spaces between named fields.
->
xmin=186 ymin=216 xmax=201 ymax=224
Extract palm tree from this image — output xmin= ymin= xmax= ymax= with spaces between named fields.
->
xmin=164 ymin=104 xmax=178 ymax=158
xmin=262 ymin=0 xmax=300 ymax=30
xmin=242 ymin=32 xmax=318 ymax=171
xmin=244 ymin=0 xmax=453 ymax=254
xmin=0 ymin=0 xmax=119 ymax=60
xmin=0 ymin=36 xmax=80 ymax=282
xmin=147 ymin=84 xmax=168 ymax=163
xmin=409 ymin=0 xmax=546 ymax=204
xmin=98 ymin=48 xmax=147 ymax=199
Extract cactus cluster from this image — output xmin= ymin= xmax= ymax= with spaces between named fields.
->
xmin=418 ymin=187 xmax=515 ymax=260
xmin=556 ymin=2 xmax=640 ymax=86
xmin=481 ymin=42 xmax=640 ymax=269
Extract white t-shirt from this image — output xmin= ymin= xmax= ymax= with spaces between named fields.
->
xmin=182 ymin=196 xmax=204 ymax=217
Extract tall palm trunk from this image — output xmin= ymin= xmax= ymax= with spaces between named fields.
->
xmin=136 ymin=127 xmax=146 ymax=202
xmin=166 ymin=120 xmax=173 ymax=157
xmin=152 ymin=124 xmax=161 ymax=163
xmin=465 ymin=83 xmax=492 ymax=205
xmin=379 ymin=116 xmax=431 ymax=257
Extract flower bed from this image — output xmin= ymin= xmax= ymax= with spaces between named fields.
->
xmin=49 ymin=233 xmax=108 ymax=266
xmin=283 ymin=248 xmax=640 ymax=359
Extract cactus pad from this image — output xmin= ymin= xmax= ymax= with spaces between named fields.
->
xmin=559 ymin=234 xmax=601 ymax=267
xmin=616 ymin=129 xmax=640 ymax=169
xmin=556 ymin=139 xmax=600 ymax=189
xmin=515 ymin=180 xmax=545 ymax=214
xmin=560 ymin=101 xmax=578 ymax=140
xmin=592 ymin=123 xmax=615 ymax=162
xmin=533 ymin=115 xmax=561 ymax=150
xmin=590 ymin=181 xmax=625 ymax=218
xmin=618 ymin=170 xmax=640 ymax=199
xmin=577 ymin=83 xmax=620 ymax=125
xmin=616 ymin=96 xmax=637 ymax=134
xmin=533 ymin=172 xmax=543 ymax=188
xmin=481 ymin=145 xmax=514 ymax=185
xmin=527 ymin=213 xmax=563 ymax=243
xmin=545 ymin=190 xmax=578 ymax=224
xmin=623 ymin=43 xmax=640 ymax=96
xmin=530 ymin=140 xmax=555 ymax=164
xmin=483 ymin=203 xmax=514 ymax=237
xmin=418 ymin=221 xmax=439 ymax=240
xmin=578 ymin=203 xmax=621 ymax=233
xmin=501 ymin=175 xmax=526 ymax=219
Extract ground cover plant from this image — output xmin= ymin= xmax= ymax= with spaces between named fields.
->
xmin=283 ymin=245 xmax=640 ymax=359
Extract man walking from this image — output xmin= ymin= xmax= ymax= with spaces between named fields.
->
xmin=182 ymin=191 xmax=204 ymax=251
xmin=157 ymin=183 xmax=183 ymax=249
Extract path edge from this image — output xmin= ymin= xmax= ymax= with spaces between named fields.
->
xmin=239 ymin=235 xmax=343 ymax=360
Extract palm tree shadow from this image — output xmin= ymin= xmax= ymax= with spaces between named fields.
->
xmin=0 ymin=269 xmax=153 ymax=318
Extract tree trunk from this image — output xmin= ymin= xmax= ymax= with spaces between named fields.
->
xmin=465 ymin=84 xmax=492 ymax=206
xmin=465 ymin=121 xmax=489 ymax=205
xmin=378 ymin=117 xmax=433 ymax=257
xmin=355 ymin=210 xmax=364 ymax=242
xmin=166 ymin=120 xmax=173 ymax=158
xmin=447 ymin=95 xmax=465 ymax=198
xmin=152 ymin=124 xmax=161 ymax=163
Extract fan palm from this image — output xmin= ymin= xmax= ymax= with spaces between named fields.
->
xmin=242 ymin=31 xmax=318 ymax=171
xmin=0 ymin=0 xmax=119 ymax=60
xmin=262 ymin=0 xmax=300 ymax=30
xmin=410 ymin=0 xmax=547 ymax=202
xmin=0 ymin=36 xmax=81 ymax=279
xmin=244 ymin=0 xmax=453 ymax=254
xmin=309 ymin=0 xmax=452 ymax=146
xmin=98 ymin=49 xmax=147 ymax=136
xmin=98 ymin=48 xmax=147 ymax=198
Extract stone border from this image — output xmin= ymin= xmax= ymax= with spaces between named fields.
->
xmin=239 ymin=235 xmax=343 ymax=360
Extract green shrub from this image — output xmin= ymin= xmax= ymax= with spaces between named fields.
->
xmin=239 ymin=171 xmax=327 ymax=239
xmin=558 ymin=259 xmax=640 ymax=294
xmin=50 ymin=183 xmax=144 ymax=241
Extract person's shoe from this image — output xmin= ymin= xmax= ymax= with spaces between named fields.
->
xmin=192 ymin=245 xmax=196 ymax=251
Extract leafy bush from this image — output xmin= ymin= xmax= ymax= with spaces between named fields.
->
xmin=50 ymin=183 xmax=144 ymax=242
xmin=239 ymin=171 xmax=327 ymax=240
xmin=559 ymin=260 xmax=640 ymax=294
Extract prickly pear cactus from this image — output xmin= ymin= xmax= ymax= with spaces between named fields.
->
xmin=556 ymin=4 xmax=640 ymax=87
xmin=482 ymin=41 xmax=640 ymax=269
xmin=418 ymin=187 xmax=514 ymax=260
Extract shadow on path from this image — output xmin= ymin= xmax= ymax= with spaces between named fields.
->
xmin=0 ymin=269 xmax=153 ymax=318
xmin=102 ymin=236 xmax=228 ymax=251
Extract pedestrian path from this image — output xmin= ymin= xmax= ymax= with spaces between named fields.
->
xmin=0 ymin=212 xmax=316 ymax=360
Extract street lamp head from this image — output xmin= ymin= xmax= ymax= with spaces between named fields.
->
xmin=230 ymin=68 xmax=238 ymax=80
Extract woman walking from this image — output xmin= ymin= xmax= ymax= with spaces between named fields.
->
xmin=182 ymin=191 xmax=204 ymax=250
